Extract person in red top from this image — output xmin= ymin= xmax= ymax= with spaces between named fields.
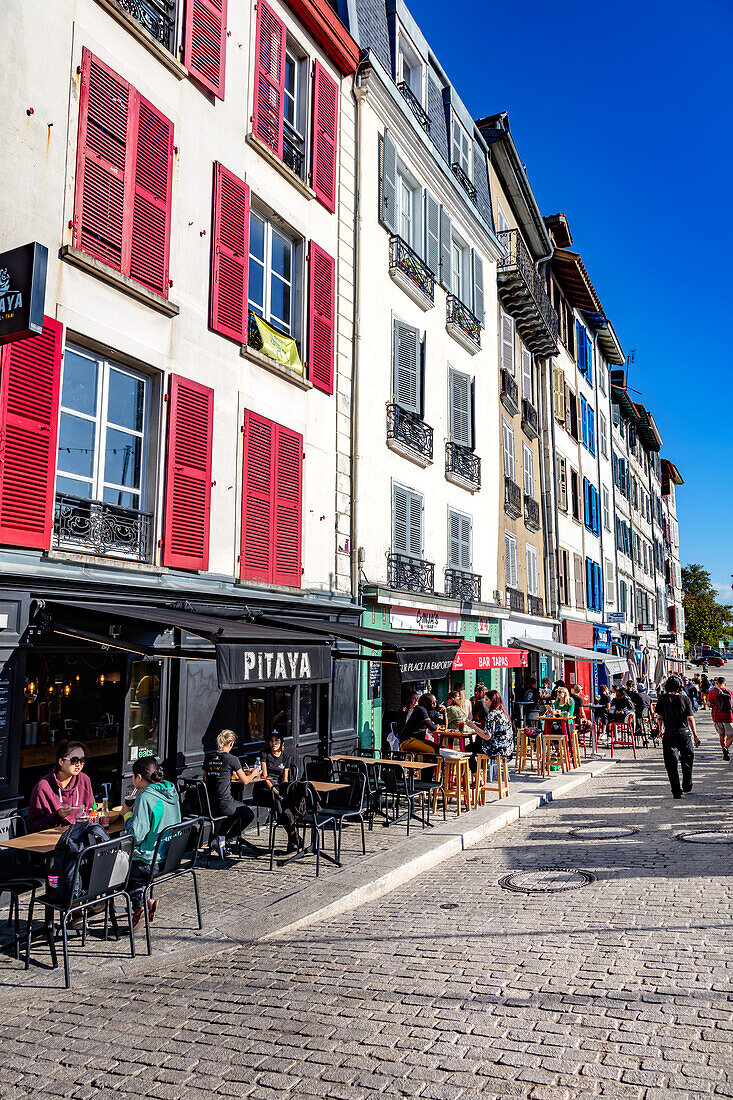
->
xmin=28 ymin=741 xmax=94 ymax=831
xmin=708 ymin=676 xmax=733 ymax=761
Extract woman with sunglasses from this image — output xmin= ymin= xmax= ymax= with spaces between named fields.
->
xmin=28 ymin=741 xmax=93 ymax=832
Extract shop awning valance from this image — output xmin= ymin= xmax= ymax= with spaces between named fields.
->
xmin=507 ymin=636 xmax=627 ymax=676
xmin=452 ymin=642 xmax=528 ymax=672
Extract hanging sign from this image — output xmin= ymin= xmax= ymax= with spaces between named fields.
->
xmin=0 ymin=242 xmax=48 ymax=346
xmin=390 ymin=606 xmax=462 ymax=635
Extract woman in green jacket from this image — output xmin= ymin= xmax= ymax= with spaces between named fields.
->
xmin=123 ymin=757 xmax=181 ymax=929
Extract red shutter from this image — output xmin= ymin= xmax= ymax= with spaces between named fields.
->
xmin=129 ymin=96 xmax=174 ymax=297
xmin=311 ymin=60 xmax=338 ymax=213
xmin=273 ymin=425 xmax=302 ymax=587
xmin=183 ymin=0 xmax=228 ymax=100
xmin=73 ymin=48 xmax=132 ymax=272
xmin=162 ymin=374 xmax=214 ymax=570
xmin=0 ymin=316 xmax=62 ymax=549
xmin=307 ymin=242 xmax=335 ymax=394
xmin=210 ymin=162 xmax=250 ymax=342
xmin=240 ymin=411 xmax=274 ymax=582
xmin=252 ymin=0 xmax=286 ymax=157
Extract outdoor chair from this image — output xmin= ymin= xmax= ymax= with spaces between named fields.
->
xmin=303 ymin=756 xmax=334 ymax=783
xmin=252 ymin=760 xmax=299 ymax=836
xmin=137 ymin=818 xmax=205 ymax=956
xmin=0 ymin=813 xmax=45 ymax=962
xmin=608 ymin=714 xmax=637 ymax=759
xmin=177 ymin=777 xmax=228 ymax=866
xmin=26 ymin=834 xmax=135 ymax=988
xmin=380 ymin=763 xmax=425 ymax=834
xmin=329 ymin=765 xmax=368 ymax=859
xmin=411 ymin=753 xmax=446 ymax=824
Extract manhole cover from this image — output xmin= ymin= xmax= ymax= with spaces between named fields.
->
xmin=440 ymin=902 xmax=459 ymax=909
xmin=568 ymin=824 xmax=639 ymax=840
xmin=676 ymin=830 xmax=733 ymax=845
xmin=498 ymin=867 xmax=596 ymax=894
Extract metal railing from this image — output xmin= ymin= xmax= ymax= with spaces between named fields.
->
xmin=500 ymin=369 xmax=518 ymax=413
xmin=524 ymin=495 xmax=541 ymax=531
xmin=387 ymin=553 xmax=435 ymax=595
xmin=283 ymin=127 xmax=305 ymax=179
xmin=507 ymin=587 xmax=525 ymax=613
xmin=116 ymin=0 xmax=176 ymax=51
xmin=389 ymin=235 xmax=435 ymax=302
xmin=497 ymin=229 xmax=558 ymax=343
xmin=386 ymin=404 xmax=433 ymax=462
xmin=445 ymin=568 xmax=481 ymax=603
xmin=445 ymin=441 xmax=481 ymax=488
xmin=504 ymin=477 xmax=522 ymax=518
xmin=53 ymin=493 xmax=152 ymax=562
xmin=397 ymin=82 xmax=431 ymax=133
xmin=446 ymin=295 xmax=481 ymax=348
xmin=528 ymin=594 xmax=544 ymax=617
xmin=521 ymin=398 xmax=539 ymax=438
xmin=451 ymin=162 xmax=477 ymax=203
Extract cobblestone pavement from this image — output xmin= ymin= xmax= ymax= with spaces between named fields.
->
xmin=1 ymin=712 xmax=732 ymax=1099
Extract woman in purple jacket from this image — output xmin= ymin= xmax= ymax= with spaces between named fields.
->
xmin=28 ymin=741 xmax=94 ymax=831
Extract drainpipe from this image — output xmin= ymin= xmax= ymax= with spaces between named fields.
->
xmin=349 ymin=52 xmax=369 ymax=601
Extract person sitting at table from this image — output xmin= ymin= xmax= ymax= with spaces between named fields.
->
xmin=569 ymin=684 xmax=593 ymax=738
xmin=608 ymin=687 xmax=635 ymax=729
xmin=399 ymin=693 xmax=440 ymax=756
xmin=204 ymin=729 xmax=262 ymax=858
xmin=467 ymin=689 xmax=514 ymax=773
xmin=551 ymin=686 xmax=576 ymax=727
xmin=253 ymin=731 xmax=300 ymax=853
xmin=471 ymin=683 xmax=490 ymax=730
xmin=550 ymin=679 xmax=568 ymax=702
xmin=28 ymin=741 xmax=94 ymax=832
xmin=445 ymin=691 xmax=467 ymax=730
xmin=123 ymin=757 xmax=181 ymax=930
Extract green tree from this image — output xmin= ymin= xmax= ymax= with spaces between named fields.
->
xmin=682 ymin=564 xmax=733 ymax=649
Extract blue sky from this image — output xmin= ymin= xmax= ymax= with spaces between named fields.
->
xmin=409 ymin=0 xmax=733 ymax=605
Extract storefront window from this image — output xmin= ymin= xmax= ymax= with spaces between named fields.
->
xmin=127 ymin=660 xmax=161 ymax=765
xmin=299 ymin=684 xmax=318 ymax=738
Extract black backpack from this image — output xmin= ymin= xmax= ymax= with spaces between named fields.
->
xmin=716 ymin=689 xmax=732 ymax=718
xmin=47 ymin=821 xmax=110 ymax=906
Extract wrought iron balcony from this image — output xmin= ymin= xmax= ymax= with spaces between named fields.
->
xmin=446 ymin=295 xmax=480 ymax=351
xmin=504 ymin=477 xmax=522 ymax=518
xmin=114 ymin=0 xmax=176 ymax=51
xmin=389 ymin=234 xmax=435 ymax=306
xmin=497 ymin=229 xmax=558 ymax=356
xmin=386 ymin=404 xmax=434 ymax=464
xmin=387 ymin=553 xmax=435 ymax=595
xmin=507 ymin=587 xmax=525 ymax=613
xmin=500 ymin=369 xmax=518 ymax=415
xmin=521 ymin=398 xmax=539 ymax=440
xmin=283 ymin=126 xmax=305 ymax=179
xmin=53 ymin=493 xmax=152 ymax=562
xmin=524 ymin=495 xmax=541 ymax=532
xmin=445 ymin=441 xmax=481 ymax=489
xmin=445 ymin=568 xmax=481 ymax=603
xmin=397 ymin=82 xmax=430 ymax=133
xmin=528 ymin=594 xmax=544 ymax=617
xmin=451 ymin=162 xmax=477 ymax=203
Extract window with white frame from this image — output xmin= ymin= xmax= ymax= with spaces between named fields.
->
xmin=574 ymin=553 xmax=585 ymax=609
xmin=522 ymin=442 xmax=534 ymax=498
xmin=452 ymin=116 xmax=471 ymax=177
xmin=521 ymin=345 xmax=533 ymax=402
xmin=605 ymin=558 xmax=615 ymax=605
xmin=599 ymin=411 xmax=608 ymax=458
xmin=556 ymin=455 xmax=568 ymax=512
xmin=397 ymin=32 xmax=424 ymax=102
xmin=396 ymin=167 xmax=419 ymax=251
xmin=450 ymin=232 xmax=469 ymax=303
xmin=500 ymin=308 xmax=514 ymax=375
xmin=283 ymin=47 xmax=306 ymax=178
xmin=56 ymin=344 xmax=150 ymax=513
xmin=249 ymin=210 xmax=296 ymax=336
xmin=526 ymin=544 xmax=539 ymax=597
xmin=448 ymin=509 xmax=472 ymax=571
xmin=504 ymin=531 xmax=518 ymax=589
xmin=602 ymin=485 xmax=611 ymax=531
xmin=502 ymin=419 xmax=515 ymax=480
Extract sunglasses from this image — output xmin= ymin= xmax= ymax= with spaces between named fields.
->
xmin=65 ymin=756 xmax=86 ymax=767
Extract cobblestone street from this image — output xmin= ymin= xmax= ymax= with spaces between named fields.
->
xmin=2 ymin=712 xmax=732 ymax=1099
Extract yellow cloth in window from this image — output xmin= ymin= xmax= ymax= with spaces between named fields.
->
xmin=251 ymin=315 xmax=302 ymax=373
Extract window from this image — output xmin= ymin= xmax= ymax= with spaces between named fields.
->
xmin=249 ymin=211 xmax=296 ymax=337
xmin=523 ymin=443 xmax=534 ymax=498
xmin=586 ymin=558 xmax=603 ymax=612
xmin=395 ymin=166 xmax=420 ymax=251
xmin=393 ymin=484 xmax=423 ymax=558
xmin=553 ymin=366 xmax=566 ymax=422
xmin=574 ymin=553 xmax=585 ymax=609
xmin=570 ymin=468 xmax=580 ymax=521
xmin=240 ymin=412 xmax=303 ymax=586
xmin=619 ymin=578 xmax=627 ymax=617
xmin=56 ymin=345 xmax=150 ymax=513
xmin=580 ymin=396 xmax=595 ymax=455
xmin=448 ymin=510 xmax=472 ymax=570
xmin=558 ymin=548 xmax=571 ymax=607
xmin=283 ymin=48 xmax=306 ymax=178
xmin=397 ymin=33 xmax=424 ymax=101
xmin=521 ymin=345 xmax=533 ymax=403
xmin=556 ymin=456 xmax=568 ymax=512
xmin=500 ymin=309 xmax=515 ymax=376
xmin=599 ymin=412 xmax=608 ymax=458
xmin=526 ymin=545 xmax=539 ymax=597
xmin=452 ymin=116 xmax=471 ymax=177
xmin=505 ymin=531 xmax=518 ymax=588
xmin=602 ymin=485 xmax=611 ymax=531
xmin=496 ymin=202 xmax=510 ymax=258
xmin=576 ymin=321 xmax=593 ymax=386
xmin=449 ymin=369 xmax=473 ymax=448
xmin=567 ymin=388 xmax=578 ymax=440
xmin=393 ymin=319 xmax=423 ymax=415
xmin=605 ymin=558 xmax=615 ymax=606
xmin=451 ymin=234 xmax=469 ymax=302
xmin=583 ymin=480 xmax=600 ymax=536
xmin=598 ymin=362 xmax=607 ymax=395
xmin=502 ymin=420 xmax=515 ymax=480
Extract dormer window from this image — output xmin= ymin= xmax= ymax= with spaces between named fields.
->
xmin=452 ymin=117 xmax=472 ymax=178
xmin=397 ymin=32 xmax=424 ymax=104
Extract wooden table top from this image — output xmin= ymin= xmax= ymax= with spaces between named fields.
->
xmin=328 ymin=755 xmax=437 ymax=771
xmin=0 ymin=810 xmax=124 ymax=855
xmin=307 ymin=780 xmax=349 ymax=793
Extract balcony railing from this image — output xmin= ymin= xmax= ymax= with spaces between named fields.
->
xmin=445 ymin=441 xmax=481 ymax=489
xmin=283 ymin=126 xmax=305 ymax=179
xmin=445 ymin=568 xmax=481 ymax=603
xmin=497 ymin=229 xmax=558 ymax=356
xmin=53 ymin=493 xmax=152 ymax=562
xmin=386 ymin=404 xmax=433 ymax=464
xmin=524 ymin=495 xmax=541 ymax=531
xmin=507 ymin=587 xmax=525 ymax=613
xmin=115 ymin=0 xmax=176 ymax=51
xmin=397 ymin=82 xmax=430 ymax=133
xmin=528 ymin=594 xmax=544 ymax=617
xmin=451 ymin=162 xmax=477 ymax=203
xmin=500 ymin=369 xmax=518 ymax=415
xmin=521 ymin=398 xmax=539 ymax=439
xmin=504 ymin=477 xmax=522 ymax=518
xmin=446 ymin=295 xmax=481 ymax=350
xmin=387 ymin=553 xmax=435 ymax=595
xmin=389 ymin=234 xmax=435 ymax=304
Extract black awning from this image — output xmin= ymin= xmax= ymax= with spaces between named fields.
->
xmin=394 ymin=646 xmax=458 ymax=683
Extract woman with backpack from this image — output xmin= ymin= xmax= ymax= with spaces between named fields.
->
xmin=28 ymin=741 xmax=93 ymax=832
xmin=708 ymin=677 xmax=733 ymax=761
xmin=123 ymin=757 xmax=181 ymax=930
xmin=655 ymin=676 xmax=700 ymax=798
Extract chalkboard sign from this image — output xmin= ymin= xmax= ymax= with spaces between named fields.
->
xmin=0 ymin=663 xmax=12 ymax=788
xmin=368 ymin=661 xmax=381 ymax=700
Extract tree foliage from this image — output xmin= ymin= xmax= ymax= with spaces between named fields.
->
xmin=682 ymin=564 xmax=733 ymax=649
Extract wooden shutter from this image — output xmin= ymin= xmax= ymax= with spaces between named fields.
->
xmin=129 ymin=96 xmax=174 ymax=297
xmin=526 ymin=546 xmax=538 ymax=597
xmin=576 ymin=321 xmax=586 ymax=373
xmin=471 ymin=249 xmax=484 ymax=325
xmin=580 ymin=396 xmax=588 ymax=447
xmin=183 ymin=0 xmax=228 ymax=100
xmin=407 ymin=490 xmax=422 ymax=558
xmin=380 ymin=130 xmax=397 ymax=233
xmin=210 ymin=162 xmax=249 ymax=342
xmin=240 ymin=411 xmax=274 ymax=582
xmin=73 ymin=48 xmax=131 ymax=273
xmin=162 ymin=374 xmax=214 ymax=570
xmin=502 ymin=420 xmax=514 ymax=479
xmin=424 ymin=191 xmax=440 ymax=275
xmin=505 ymin=533 xmax=517 ymax=588
xmin=449 ymin=511 xmax=471 ymax=570
xmin=252 ymin=0 xmax=286 ymax=157
xmin=586 ymin=332 xmax=593 ymax=385
xmin=588 ymin=407 xmax=595 ymax=455
xmin=0 ymin=316 xmax=62 ymax=549
xmin=311 ymin=60 xmax=338 ymax=213
xmin=575 ymin=554 xmax=585 ymax=608
xmin=523 ymin=444 xmax=533 ymax=498
xmin=273 ymin=424 xmax=302 ymax=586
xmin=393 ymin=485 xmax=422 ymax=558
xmin=557 ymin=455 xmax=567 ymax=511
xmin=583 ymin=477 xmax=590 ymax=527
xmin=307 ymin=242 xmax=335 ymax=394
xmin=392 ymin=320 xmax=420 ymax=414
xmin=521 ymin=346 xmax=532 ymax=401
xmin=553 ymin=366 xmax=566 ymax=421
xmin=500 ymin=310 xmax=514 ymax=374
xmin=605 ymin=558 xmax=615 ymax=605
xmin=439 ymin=206 xmax=452 ymax=290
xmin=449 ymin=369 xmax=471 ymax=447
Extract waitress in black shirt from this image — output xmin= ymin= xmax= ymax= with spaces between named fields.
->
xmin=204 ymin=729 xmax=261 ymax=856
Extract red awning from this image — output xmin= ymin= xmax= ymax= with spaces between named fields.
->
xmin=452 ymin=642 xmax=528 ymax=672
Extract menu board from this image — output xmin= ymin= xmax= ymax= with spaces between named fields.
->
xmin=0 ymin=662 xmax=12 ymax=789
xmin=368 ymin=661 xmax=381 ymax=700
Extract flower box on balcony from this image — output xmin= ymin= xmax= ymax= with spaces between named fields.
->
xmin=446 ymin=295 xmax=480 ymax=353
xmin=389 ymin=235 xmax=434 ymax=311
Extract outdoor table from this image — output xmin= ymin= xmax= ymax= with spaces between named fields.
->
xmin=540 ymin=717 xmax=578 ymax=769
xmin=0 ymin=810 xmax=124 ymax=856
xmin=328 ymin=756 xmax=437 ymax=771
xmin=437 ymin=729 xmax=471 ymax=752
xmin=279 ymin=781 xmax=349 ymax=869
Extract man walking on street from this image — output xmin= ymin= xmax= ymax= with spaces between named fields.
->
xmin=655 ymin=675 xmax=700 ymax=798
xmin=708 ymin=676 xmax=733 ymax=761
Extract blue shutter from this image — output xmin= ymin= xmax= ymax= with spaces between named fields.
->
xmin=597 ymin=563 xmax=603 ymax=611
xmin=580 ymin=397 xmax=588 ymax=447
xmin=588 ymin=408 xmax=595 ymax=456
xmin=612 ymin=452 xmax=618 ymax=485
xmin=585 ymin=558 xmax=592 ymax=608
xmin=576 ymin=321 xmax=586 ymax=373
xmin=583 ymin=477 xmax=590 ymax=529
xmin=586 ymin=333 xmax=593 ymax=385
